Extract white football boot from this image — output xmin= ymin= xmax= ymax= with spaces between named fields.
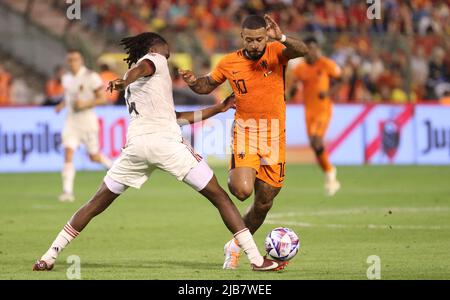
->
xmin=58 ymin=192 xmax=75 ymax=202
xmin=223 ymin=239 xmax=241 ymax=269
xmin=325 ymin=167 xmax=341 ymax=196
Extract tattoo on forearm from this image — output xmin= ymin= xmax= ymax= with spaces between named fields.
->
xmin=283 ymin=36 xmax=309 ymax=58
xmin=189 ymin=76 xmax=218 ymax=94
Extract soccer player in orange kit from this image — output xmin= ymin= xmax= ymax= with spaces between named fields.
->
xmin=292 ymin=37 xmax=342 ymax=196
xmin=179 ymin=14 xmax=308 ymax=269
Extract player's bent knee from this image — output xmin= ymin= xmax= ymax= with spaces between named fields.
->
xmin=183 ymin=160 xmax=214 ymax=192
xmin=103 ymin=174 xmax=128 ymax=195
xmin=229 ymin=185 xmax=252 ymax=201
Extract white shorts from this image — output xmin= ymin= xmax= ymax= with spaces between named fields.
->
xmin=62 ymin=126 xmax=99 ymax=155
xmin=106 ymin=133 xmax=213 ymax=191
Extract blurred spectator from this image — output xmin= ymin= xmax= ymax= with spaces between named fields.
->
xmin=79 ymin=0 xmax=450 ymax=39
xmin=411 ymin=46 xmax=429 ymax=88
xmin=440 ymin=90 xmax=450 ymax=105
xmin=7 ymin=0 xmax=450 ymax=104
xmin=425 ymin=46 xmax=447 ymax=100
xmin=42 ymin=65 xmax=65 ymax=106
xmin=0 ymin=64 xmax=12 ymax=106
xmin=390 ymin=71 xmax=417 ymax=103
xmin=10 ymin=78 xmax=32 ymax=106
xmin=99 ymin=64 xmax=120 ymax=104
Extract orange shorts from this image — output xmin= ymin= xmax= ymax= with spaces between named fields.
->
xmin=305 ymin=109 xmax=332 ymax=137
xmin=230 ymin=124 xmax=286 ymax=188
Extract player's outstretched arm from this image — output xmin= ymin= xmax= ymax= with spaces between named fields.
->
xmin=264 ymin=14 xmax=308 ymax=59
xmin=175 ymin=93 xmax=235 ymax=125
xmin=179 ymin=69 xmax=220 ymax=94
xmin=107 ymin=59 xmax=155 ymax=93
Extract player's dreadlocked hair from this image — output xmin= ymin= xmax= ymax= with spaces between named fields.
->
xmin=120 ymin=32 xmax=167 ymax=68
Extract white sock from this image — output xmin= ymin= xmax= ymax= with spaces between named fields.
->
xmin=62 ymin=162 xmax=75 ymax=194
xmin=99 ymin=154 xmax=113 ymax=169
xmin=325 ymin=167 xmax=336 ymax=182
xmin=234 ymin=228 xmax=264 ymax=266
xmin=41 ymin=223 xmax=79 ymax=265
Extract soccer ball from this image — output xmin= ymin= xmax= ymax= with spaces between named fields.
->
xmin=264 ymin=227 xmax=300 ymax=261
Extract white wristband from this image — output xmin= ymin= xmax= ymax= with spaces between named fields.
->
xmin=279 ymin=34 xmax=287 ymax=43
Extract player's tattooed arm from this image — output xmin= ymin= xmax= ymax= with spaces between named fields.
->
xmin=281 ymin=36 xmax=309 ymax=59
xmin=264 ymin=14 xmax=308 ymax=59
xmin=176 ymin=93 xmax=235 ymax=125
xmin=178 ymin=69 xmax=220 ymax=94
xmin=107 ymin=59 xmax=155 ymax=93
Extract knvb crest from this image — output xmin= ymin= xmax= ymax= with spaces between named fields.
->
xmin=260 ymin=60 xmax=272 ymax=77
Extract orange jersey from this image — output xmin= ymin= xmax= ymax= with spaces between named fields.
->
xmin=293 ymin=56 xmax=341 ymax=113
xmin=210 ymin=42 xmax=288 ymax=129
xmin=100 ymin=71 xmax=120 ymax=103
xmin=211 ymin=42 xmax=288 ymax=187
xmin=441 ymin=96 xmax=450 ymax=105
xmin=0 ymin=72 xmax=12 ymax=106
xmin=45 ymin=79 xmax=64 ymax=98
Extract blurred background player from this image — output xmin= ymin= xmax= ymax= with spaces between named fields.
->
xmin=55 ymin=49 xmax=112 ymax=202
xmin=0 ymin=63 xmax=12 ymax=106
xmin=42 ymin=65 xmax=65 ymax=106
xmin=33 ymin=32 xmax=286 ymax=272
xmin=441 ymin=90 xmax=450 ymax=105
xmin=291 ymin=37 xmax=342 ymax=196
xmin=179 ymin=14 xmax=308 ymax=269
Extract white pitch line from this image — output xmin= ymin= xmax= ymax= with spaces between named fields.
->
xmin=31 ymin=204 xmax=58 ymax=210
xmin=265 ymin=220 xmax=449 ymax=230
xmin=269 ymin=206 xmax=450 ymax=218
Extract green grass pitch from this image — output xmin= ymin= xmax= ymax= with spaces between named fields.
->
xmin=1 ymin=165 xmax=449 ymax=279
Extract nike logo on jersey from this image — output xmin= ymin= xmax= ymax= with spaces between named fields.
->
xmin=263 ymin=71 xmax=273 ymax=77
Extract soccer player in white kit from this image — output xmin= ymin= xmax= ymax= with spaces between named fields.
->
xmin=55 ymin=49 xmax=113 ymax=202
xmin=33 ymin=33 xmax=287 ymax=272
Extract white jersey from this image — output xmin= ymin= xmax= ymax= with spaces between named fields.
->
xmin=62 ymin=66 xmax=103 ymax=131
xmin=124 ymin=53 xmax=181 ymax=139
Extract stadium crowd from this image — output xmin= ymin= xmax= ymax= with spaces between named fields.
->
xmin=79 ymin=0 xmax=450 ymax=104
xmin=0 ymin=0 xmax=449 ymax=106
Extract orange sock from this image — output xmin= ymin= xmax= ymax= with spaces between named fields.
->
xmin=317 ymin=151 xmax=333 ymax=173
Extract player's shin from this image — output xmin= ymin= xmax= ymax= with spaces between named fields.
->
xmin=315 ymin=148 xmax=333 ymax=173
xmin=62 ymin=162 xmax=75 ymax=194
xmin=234 ymin=228 xmax=264 ymax=266
xmin=41 ymin=223 xmax=79 ymax=266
